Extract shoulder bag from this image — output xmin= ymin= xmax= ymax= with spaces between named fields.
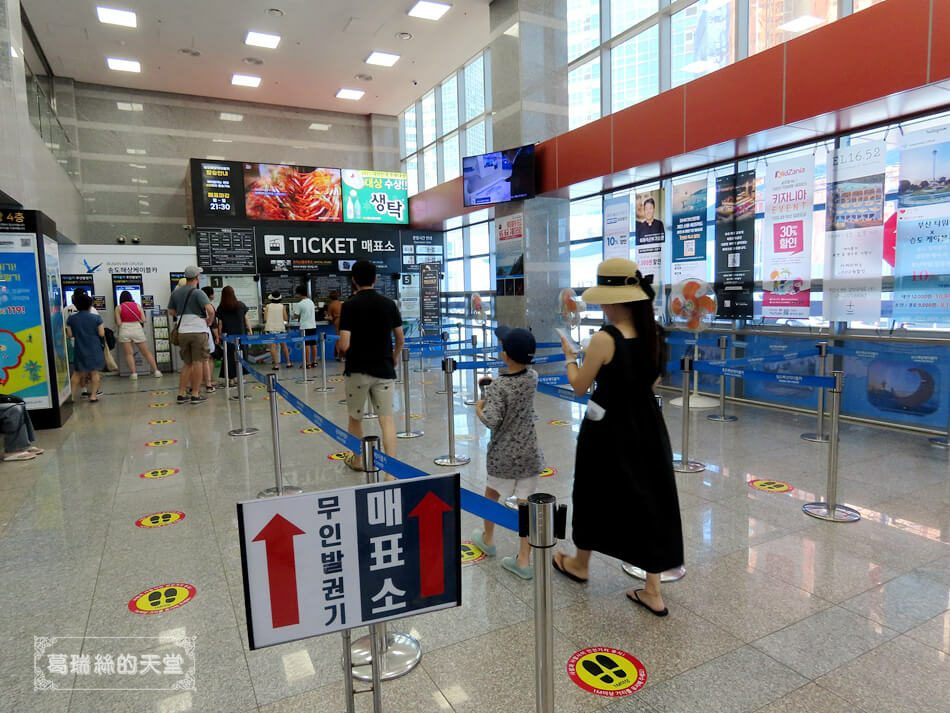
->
xmin=169 ymin=287 xmax=197 ymax=346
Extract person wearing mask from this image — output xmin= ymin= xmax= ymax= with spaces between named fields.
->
xmin=201 ymin=286 xmax=218 ymax=393
xmin=216 ymin=285 xmax=252 ymax=387
xmin=114 ymin=291 xmax=162 ymax=379
xmin=293 ymin=285 xmax=318 ymax=368
xmin=264 ymin=291 xmax=291 ymax=369
xmin=65 ymin=292 xmax=105 ymax=404
xmin=554 ymin=258 xmax=683 ymax=617
xmin=167 ymin=266 xmax=215 ymax=405
xmin=325 ymin=290 xmax=343 ymax=360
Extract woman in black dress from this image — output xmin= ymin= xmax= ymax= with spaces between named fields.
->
xmin=554 ymin=258 xmax=683 ymax=616
xmin=216 ymin=286 xmax=252 ymax=386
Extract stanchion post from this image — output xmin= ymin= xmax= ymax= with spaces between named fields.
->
xmin=434 ymin=358 xmax=470 ymax=466
xmin=297 ymin=331 xmax=312 ymax=384
xmin=257 ymin=373 xmax=302 ymax=497
xmin=464 ymin=334 xmax=478 ymax=406
xmin=341 ymin=629 xmax=356 ymax=713
xmin=314 ymin=334 xmax=333 ymax=392
xmin=397 ymin=347 xmax=422 ymax=439
xmin=803 ymin=371 xmax=860 ymax=522
xmin=222 ymin=334 xmax=231 ymax=400
xmin=673 ymin=356 xmax=705 ymax=473
xmin=802 ymin=341 xmax=830 ymax=443
xmin=228 ymin=339 xmax=259 ymax=437
xmin=707 ymin=335 xmax=737 ymax=423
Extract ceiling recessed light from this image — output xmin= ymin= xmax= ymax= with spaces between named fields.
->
xmin=336 ymin=88 xmax=365 ymax=100
xmin=366 ymin=51 xmax=400 ymax=67
xmin=212 ymin=138 xmax=233 ymax=143
xmin=138 ymin=200 xmax=149 ymax=206
xmin=107 ymin=57 xmax=141 ymax=72
xmin=408 ymin=1 xmax=451 ymax=21
xmin=125 ymin=148 xmax=146 ymax=154
xmin=116 ymin=101 xmax=143 ymax=111
xmin=96 ymin=6 xmax=137 ymax=28
xmin=777 ymin=14 xmax=825 ymax=33
xmin=205 ymin=155 xmax=226 ymax=160
xmin=395 ymin=31 xmax=413 ymax=41
xmin=131 ymin=178 xmax=148 ymax=184
xmin=245 ymin=31 xmax=281 ymax=49
xmin=308 ymin=122 xmax=331 ymax=131
xmin=139 ymin=211 xmax=151 ymax=215
xmin=219 ymin=112 xmax=244 ymax=121
xmin=128 ymin=163 xmax=147 ymax=168
xmin=354 ymin=73 xmax=374 ymax=82
xmin=178 ymin=48 xmax=201 ymax=57
xmin=231 ymin=73 xmax=261 ymax=87
xmin=267 ymin=7 xmax=284 ymax=17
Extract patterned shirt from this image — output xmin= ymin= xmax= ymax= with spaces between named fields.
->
xmin=478 ymin=368 xmax=543 ymax=480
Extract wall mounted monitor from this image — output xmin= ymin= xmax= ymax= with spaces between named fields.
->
xmin=341 ymin=169 xmax=408 ymax=224
xmin=462 ymin=144 xmax=536 ymax=207
xmin=243 ymin=163 xmax=343 ymax=222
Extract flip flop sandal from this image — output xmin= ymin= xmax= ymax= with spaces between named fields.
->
xmin=552 ymin=553 xmax=588 ymax=583
xmin=3 ymin=451 xmax=36 ymax=461
xmin=27 ymin=447 xmax=44 ymax=455
xmin=626 ymin=589 xmax=668 ymax=617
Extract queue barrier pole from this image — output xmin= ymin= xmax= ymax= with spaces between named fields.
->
xmin=434 ymin=358 xmax=470 ymax=467
xmin=257 ymin=373 xmax=302 ymax=498
xmin=707 ymin=335 xmax=737 ymax=423
xmin=803 ymin=372 xmax=860 ymax=523
xmin=801 ymin=341 xmax=830 ymax=443
xmin=396 ymin=347 xmax=423 ymax=439
xmin=518 ymin=493 xmax=566 ymax=713
xmin=350 ymin=436 xmax=422 ymax=683
xmin=929 ymin=406 xmax=950 ymax=448
xmin=297 ymin=331 xmax=312 ymax=384
xmin=222 ymin=334 xmax=231 ymax=401
xmin=672 ymin=356 xmax=705 ymax=473
xmin=414 ymin=329 xmax=428 ymax=373
xmin=436 ymin=331 xmax=455 ymax=395
xmin=228 ymin=338 xmax=259 ymax=437
xmin=314 ymin=334 xmax=333 ymax=393
xmin=341 ymin=629 xmax=357 ymax=713
xmin=464 ymin=334 xmax=478 ymax=406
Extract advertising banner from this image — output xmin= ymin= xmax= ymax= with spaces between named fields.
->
xmin=823 ymin=141 xmax=886 ymax=322
xmin=714 ymin=171 xmax=755 ymax=318
xmin=341 ymin=170 xmax=408 ymax=224
xmin=603 ymin=196 xmax=631 ymax=260
xmin=496 ymin=213 xmax=525 ymax=278
xmin=420 ymin=263 xmax=441 ymax=332
xmin=671 ymin=179 xmax=708 ymax=283
xmin=244 ymin=163 xmax=343 ymax=223
xmin=762 ymin=155 xmax=815 ymax=318
xmin=894 ymin=125 xmax=950 ymax=321
xmin=42 ymin=237 xmax=70 ymax=404
xmin=635 ymin=189 xmax=665 ymax=311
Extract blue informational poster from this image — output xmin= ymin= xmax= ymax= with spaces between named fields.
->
xmin=671 ymin=179 xmax=708 ymax=283
xmin=740 ymin=335 xmax=820 ymax=408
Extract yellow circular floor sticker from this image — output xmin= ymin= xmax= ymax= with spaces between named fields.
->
xmin=253 ymin=384 xmax=266 ymax=390
xmin=128 ymin=583 xmax=196 ymax=615
xmin=150 ymin=391 xmax=169 ymax=396
xmin=460 ymin=541 xmax=486 ymax=564
xmin=301 ymin=427 xmax=323 ymax=434
xmin=148 ymin=403 xmax=170 ymax=408
xmin=263 ymin=395 xmax=283 ymax=401
xmin=567 ymin=648 xmax=647 ymax=697
xmin=748 ymin=478 xmax=794 ymax=493
xmin=145 ymin=439 xmax=177 ymax=448
xmin=139 ymin=467 xmax=180 ymax=480
xmin=540 ymin=467 xmax=558 ymax=477
xmin=410 ymin=413 xmax=424 ymax=420
xmin=420 ymin=380 xmax=434 ymax=385
xmin=135 ymin=511 xmax=185 ymax=528
xmin=328 ymin=377 xmax=344 ymax=383
xmin=456 ymin=434 xmax=478 ymax=442
xmin=548 ymin=419 xmax=571 ymax=427
xmin=280 ymin=410 xmax=300 ymax=415
xmin=328 ymin=451 xmax=348 ymax=461
xmin=148 ymin=419 xmax=175 ymax=425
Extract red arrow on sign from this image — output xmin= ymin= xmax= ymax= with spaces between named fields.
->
xmin=408 ymin=491 xmax=452 ymax=598
xmin=253 ymin=514 xmax=306 ymax=628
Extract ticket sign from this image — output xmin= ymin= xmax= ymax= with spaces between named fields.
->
xmin=238 ymin=473 xmax=461 ymax=649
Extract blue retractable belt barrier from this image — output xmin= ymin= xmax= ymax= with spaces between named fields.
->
xmin=537 ymin=381 xmax=589 ymax=405
xmin=231 ymin=332 xmax=302 ymax=345
xmin=702 ymin=348 xmax=819 ymax=369
xmin=538 ymin=374 xmax=570 ymax=386
xmin=690 ymin=359 xmax=836 ymax=389
xmin=826 ymin=345 xmax=885 ymax=360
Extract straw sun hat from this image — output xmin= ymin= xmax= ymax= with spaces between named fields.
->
xmin=580 ymin=258 xmax=655 ymax=305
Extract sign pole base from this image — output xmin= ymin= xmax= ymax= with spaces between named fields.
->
xmin=257 ymin=485 xmax=303 ymax=498
xmin=434 ymin=454 xmax=470 ymax=466
xmin=228 ymin=427 xmax=259 ymax=437
xmin=928 ymin=436 xmax=949 ymax=448
xmin=396 ymin=430 xmax=423 ymax=439
xmin=670 ymin=395 xmax=718 ymax=409
xmin=350 ymin=631 xmax=422 ymax=681
xmin=801 ymin=432 xmax=829 ymax=443
xmin=802 ymin=502 xmax=860 ymax=522
xmin=707 ymin=414 xmax=738 ymax=423
xmin=621 ymin=562 xmax=686 ymax=583
xmin=673 ymin=458 xmax=705 ymax=473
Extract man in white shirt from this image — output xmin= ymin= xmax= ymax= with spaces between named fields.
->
xmin=167 ymin=266 xmax=215 ymax=405
xmin=293 ymin=285 xmax=318 ymax=368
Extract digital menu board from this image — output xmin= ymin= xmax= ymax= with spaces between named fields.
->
xmin=341 ymin=169 xmax=408 ymax=224
xmin=196 ymin=226 xmax=256 ymax=274
xmin=196 ymin=160 xmax=243 ymax=218
xmin=244 ymin=163 xmax=342 ymax=222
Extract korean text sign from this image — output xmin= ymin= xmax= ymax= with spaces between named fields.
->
xmin=238 ymin=473 xmax=461 ymax=649
xmin=342 ymin=170 xmax=409 ymax=225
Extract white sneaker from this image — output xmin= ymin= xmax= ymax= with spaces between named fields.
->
xmin=129 ymin=373 xmax=138 ymax=380
xmin=153 ymin=370 xmax=162 ymax=378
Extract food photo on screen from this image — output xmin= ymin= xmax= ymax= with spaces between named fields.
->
xmin=462 ymin=144 xmax=535 ymax=207
xmin=244 ymin=163 xmax=342 ymax=222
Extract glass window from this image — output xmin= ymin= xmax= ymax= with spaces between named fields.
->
xmin=671 ymin=0 xmax=736 ymax=88
xmin=464 ymin=55 xmax=485 ymax=122
xmin=405 ymin=156 xmax=418 ymax=197
xmin=471 ymin=256 xmax=492 ymax=292
xmin=403 ymin=105 xmax=417 ymax=156
xmin=446 ymin=259 xmax=464 ymax=293
xmin=469 ymin=222 xmax=490 ymax=255
xmin=570 ymin=240 xmax=603 ymax=289
xmin=421 ymin=91 xmax=436 ymax=147
xmin=568 ymin=0 xmax=600 ymax=62
xmin=570 ymin=196 xmax=603 ymax=241
xmin=568 ymin=57 xmax=601 ymax=130
xmin=611 ymin=25 xmax=659 ymax=113
xmin=466 ymin=120 xmax=486 ymax=157
xmin=443 ymin=133 xmax=461 ymax=181
xmin=854 ymin=0 xmax=885 ymax=9
xmin=441 ymin=75 xmax=459 ymax=135
xmin=423 ymin=145 xmax=438 ymax=190
xmin=749 ymin=0 xmax=837 ymax=55
xmin=611 ymin=0 xmax=658 ymax=38
xmin=446 ymin=228 xmax=463 ymax=259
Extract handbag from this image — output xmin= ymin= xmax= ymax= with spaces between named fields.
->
xmin=169 ymin=287 xmax=197 ymax=346
xmin=104 ymin=347 xmax=118 ymax=372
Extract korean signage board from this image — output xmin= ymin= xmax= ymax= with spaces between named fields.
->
xmin=714 ymin=171 xmax=756 ymax=319
xmin=419 ymin=262 xmax=441 ymax=332
xmin=342 ymin=170 xmax=409 ymax=224
xmin=603 ymin=196 xmax=630 ymax=260
xmin=238 ymin=473 xmax=461 ymax=649
xmin=671 ymin=179 xmax=708 ymax=283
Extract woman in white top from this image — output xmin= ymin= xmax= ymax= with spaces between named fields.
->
xmin=264 ymin=291 xmax=291 ymax=369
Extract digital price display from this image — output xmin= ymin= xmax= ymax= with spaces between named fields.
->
xmin=196 ymin=160 xmax=242 ymax=218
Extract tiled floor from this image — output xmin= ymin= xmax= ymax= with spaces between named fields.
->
xmin=1 ymin=360 xmax=948 ymax=713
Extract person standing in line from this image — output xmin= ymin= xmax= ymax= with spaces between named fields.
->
xmin=67 ymin=289 xmax=100 ymax=399
xmin=65 ymin=292 xmax=105 ymax=404
xmin=216 ymin=285 xmax=252 ymax=387
xmin=292 ymin=285 xmax=318 ymax=368
xmin=167 ymin=266 xmax=214 ymax=405
xmin=338 ymin=261 xmax=404 ymax=475
xmin=325 ymin=290 xmax=343 ymax=360
xmin=114 ymin=291 xmax=162 ymax=379
xmin=264 ymin=291 xmax=292 ymax=370
xmin=201 ymin=286 xmax=218 ymax=393
xmin=553 ymin=258 xmax=683 ymax=617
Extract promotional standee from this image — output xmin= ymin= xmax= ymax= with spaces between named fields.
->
xmin=0 ymin=210 xmax=72 ymax=428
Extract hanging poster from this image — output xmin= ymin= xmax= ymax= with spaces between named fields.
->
xmin=495 ymin=213 xmax=524 ymax=278
xmin=42 ymin=237 xmax=71 ymax=404
xmin=0 ymin=233 xmax=51 ymax=408
xmin=762 ymin=155 xmax=815 ymax=318
xmin=341 ymin=169 xmax=409 ymax=225
xmin=419 ymin=263 xmax=441 ymax=332
xmin=671 ymin=179 xmax=708 ymax=283
xmin=823 ymin=141 xmax=886 ymax=322
xmin=893 ymin=125 xmax=950 ymax=321
xmin=714 ymin=171 xmax=755 ymax=318
xmin=635 ymin=189 xmax=666 ymax=312
xmin=603 ymin=196 xmax=631 ymax=260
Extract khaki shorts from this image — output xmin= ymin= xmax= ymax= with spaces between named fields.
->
xmin=345 ymin=373 xmax=395 ymax=420
xmin=178 ymin=331 xmax=210 ymax=365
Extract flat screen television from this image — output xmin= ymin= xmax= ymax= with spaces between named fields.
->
xmin=462 ymin=144 xmax=535 ymax=207
xmin=243 ymin=163 xmax=343 ymax=222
